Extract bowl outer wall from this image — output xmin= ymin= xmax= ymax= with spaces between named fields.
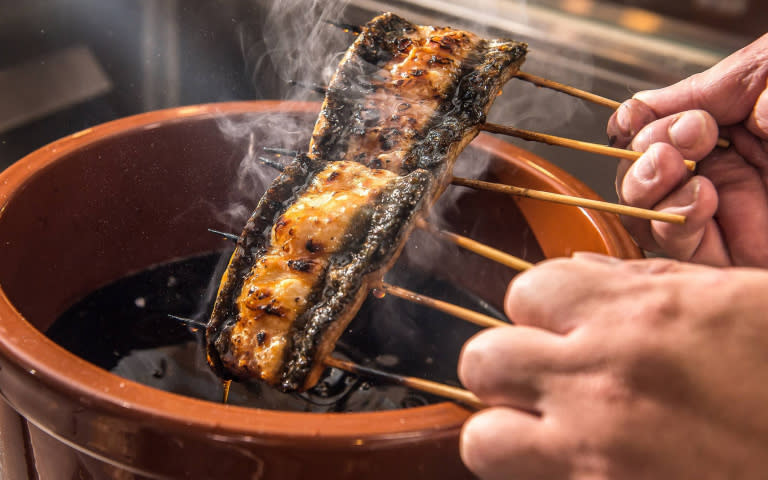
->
xmin=0 ymin=101 xmax=641 ymax=472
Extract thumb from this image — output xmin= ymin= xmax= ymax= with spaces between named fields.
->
xmin=633 ymin=33 xmax=768 ymax=130
xmin=745 ymin=87 xmax=768 ymax=140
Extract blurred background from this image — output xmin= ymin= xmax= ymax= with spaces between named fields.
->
xmin=0 ymin=0 xmax=764 ymax=201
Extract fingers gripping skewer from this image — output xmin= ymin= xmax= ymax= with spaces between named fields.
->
xmin=514 ymin=72 xmax=730 ymax=149
xmin=323 ymin=356 xmax=485 ymax=409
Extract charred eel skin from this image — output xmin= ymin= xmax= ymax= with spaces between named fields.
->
xmin=280 ymin=166 xmax=430 ymax=391
xmin=206 ymin=155 xmax=430 ymax=391
xmin=206 ymin=155 xmax=317 ymax=384
xmin=311 ymin=12 xmax=527 ymax=181
xmin=206 ymin=13 xmax=527 ymax=392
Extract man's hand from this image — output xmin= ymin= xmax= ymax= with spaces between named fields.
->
xmin=458 ymin=254 xmax=768 ymax=480
xmin=607 ymin=34 xmax=768 ymax=267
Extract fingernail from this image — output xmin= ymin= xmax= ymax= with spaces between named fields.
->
xmin=669 ymin=111 xmax=707 ymax=150
xmin=678 ymin=177 xmax=701 ymax=207
xmin=665 ymin=177 xmax=701 ymax=212
xmin=632 ymin=152 xmax=656 ymax=182
xmin=572 ymin=252 xmax=623 ymax=264
xmin=616 ymin=104 xmax=631 ymax=135
xmin=752 ymin=96 xmax=768 ymax=138
xmin=632 ymin=89 xmax=658 ymax=104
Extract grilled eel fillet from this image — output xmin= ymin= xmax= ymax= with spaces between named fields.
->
xmin=206 ymin=13 xmax=527 ymax=392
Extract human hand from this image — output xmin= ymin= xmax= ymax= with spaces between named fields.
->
xmin=607 ymin=34 xmax=768 ymax=267
xmin=458 ymin=253 xmax=768 ymax=480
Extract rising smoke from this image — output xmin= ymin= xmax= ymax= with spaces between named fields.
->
xmin=211 ymin=0 xmax=353 ymax=227
xmin=210 ymin=0 xmax=592 ymax=306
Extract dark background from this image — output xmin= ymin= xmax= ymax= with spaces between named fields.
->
xmin=1 ymin=0 xmax=764 ymax=199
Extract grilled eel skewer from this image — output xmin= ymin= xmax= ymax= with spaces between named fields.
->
xmin=206 ymin=13 xmax=528 ymax=392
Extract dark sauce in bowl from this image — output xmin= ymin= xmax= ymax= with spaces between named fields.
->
xmin=47 ymin=252 xmax=507 ymax=412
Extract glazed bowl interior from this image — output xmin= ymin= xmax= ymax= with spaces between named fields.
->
xmin=0 ymin=101 xmax=639 ymax=477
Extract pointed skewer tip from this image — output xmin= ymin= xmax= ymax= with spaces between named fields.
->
xmin=167 ymin=314 xmax=207 ymax=329
xmin=257 ymin=156 xmax=287 ymax=172
xmin=262 ymin=146 xmax=299 ymax=157
xmin=287 ymin=79 xmax=328 ymax=95
xmin=207 ymin=228 xmax=240 ymax=242
xmin=324 ymin=20 xmax=362 ymax=35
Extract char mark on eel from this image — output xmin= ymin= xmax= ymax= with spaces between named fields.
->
xmin=206 ymin=13 xmax=527 ymax=392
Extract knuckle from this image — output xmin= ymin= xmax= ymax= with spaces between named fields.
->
xmin=633 ymin=283 xmax=682 ymax=328
xmin=458 ymin=330 xmax=513 ymax=396
xmin=505 ymin=258 xmax=584 ymax=325
xmin=505 ymin=264 xmax=556 ymax=318
xmin=588 ymin=373 xmax=635 ymax=408
xmin=646 ymin=141 xmax=679 ymax=160
xmin=460 ymin=411 xmax=511 ymax=475
xmin=460 ymin=415 xmax=489 ymax=473
xmin=457 ymin=334 xmax=490 ymax=390
xmin=568 ymin=373 xmax=641 ymax=449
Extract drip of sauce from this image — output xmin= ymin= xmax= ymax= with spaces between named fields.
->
xmin=222 ymin=379 xmax=232 ymax=404
xmin=371 ymin=288 xmax=386 ymax=299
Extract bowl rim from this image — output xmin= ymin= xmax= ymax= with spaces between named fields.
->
xmin=0 ymin=100 xmax=639 ymax=446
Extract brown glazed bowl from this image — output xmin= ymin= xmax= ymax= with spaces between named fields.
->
xmin=0 ymin=101 xmax=641 ymax=479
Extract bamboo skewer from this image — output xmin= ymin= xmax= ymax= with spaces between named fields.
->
xmin=323 ymin=356 xmax=485 ymax=409
xmin=168 ymin=314 xmax=207 ymax=329
xmin=377 ymin=282 xmax=509 ymax=329
xmin=205 ymin=228 xmax=516 ymax=327
xmin=325 ymin=20 xmax=362 ymax=35
xmin=258 ymin=147 xmax=686 ymax=225
xmin=327 ymin=21 xmax=730 ymax=149
xmin=287 ymin=79 xmax=329 ymax=95
xmin=511 ymin=71 xmax=731 ymax=149
xmin=263 ymin=147 xmax=299 ymax=157
xmin=286 ymin=82 xmax=704 ymax=170
xmin=451 ymin=177 xmax=687 ymax=225
xmin=165 ymin=312 xmax=483 ymax=408
xmin=416 ymin=220 xmax=534 ymax=270
xmin=207 ymin=226 xmax=527 ymax=270
xmin=207 ymin=228 xmax=240 ymax=242
xmin=515 ymin=71 xmax=620 ymax=109
xmin=479 ymin=122 xmax=697 ymax=171
xmin=257 ymin=156 xmax=288 ymax=172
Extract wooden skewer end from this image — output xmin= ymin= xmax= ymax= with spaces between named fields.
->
xmin=323 ymin=356 xmax=485 ymax=410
